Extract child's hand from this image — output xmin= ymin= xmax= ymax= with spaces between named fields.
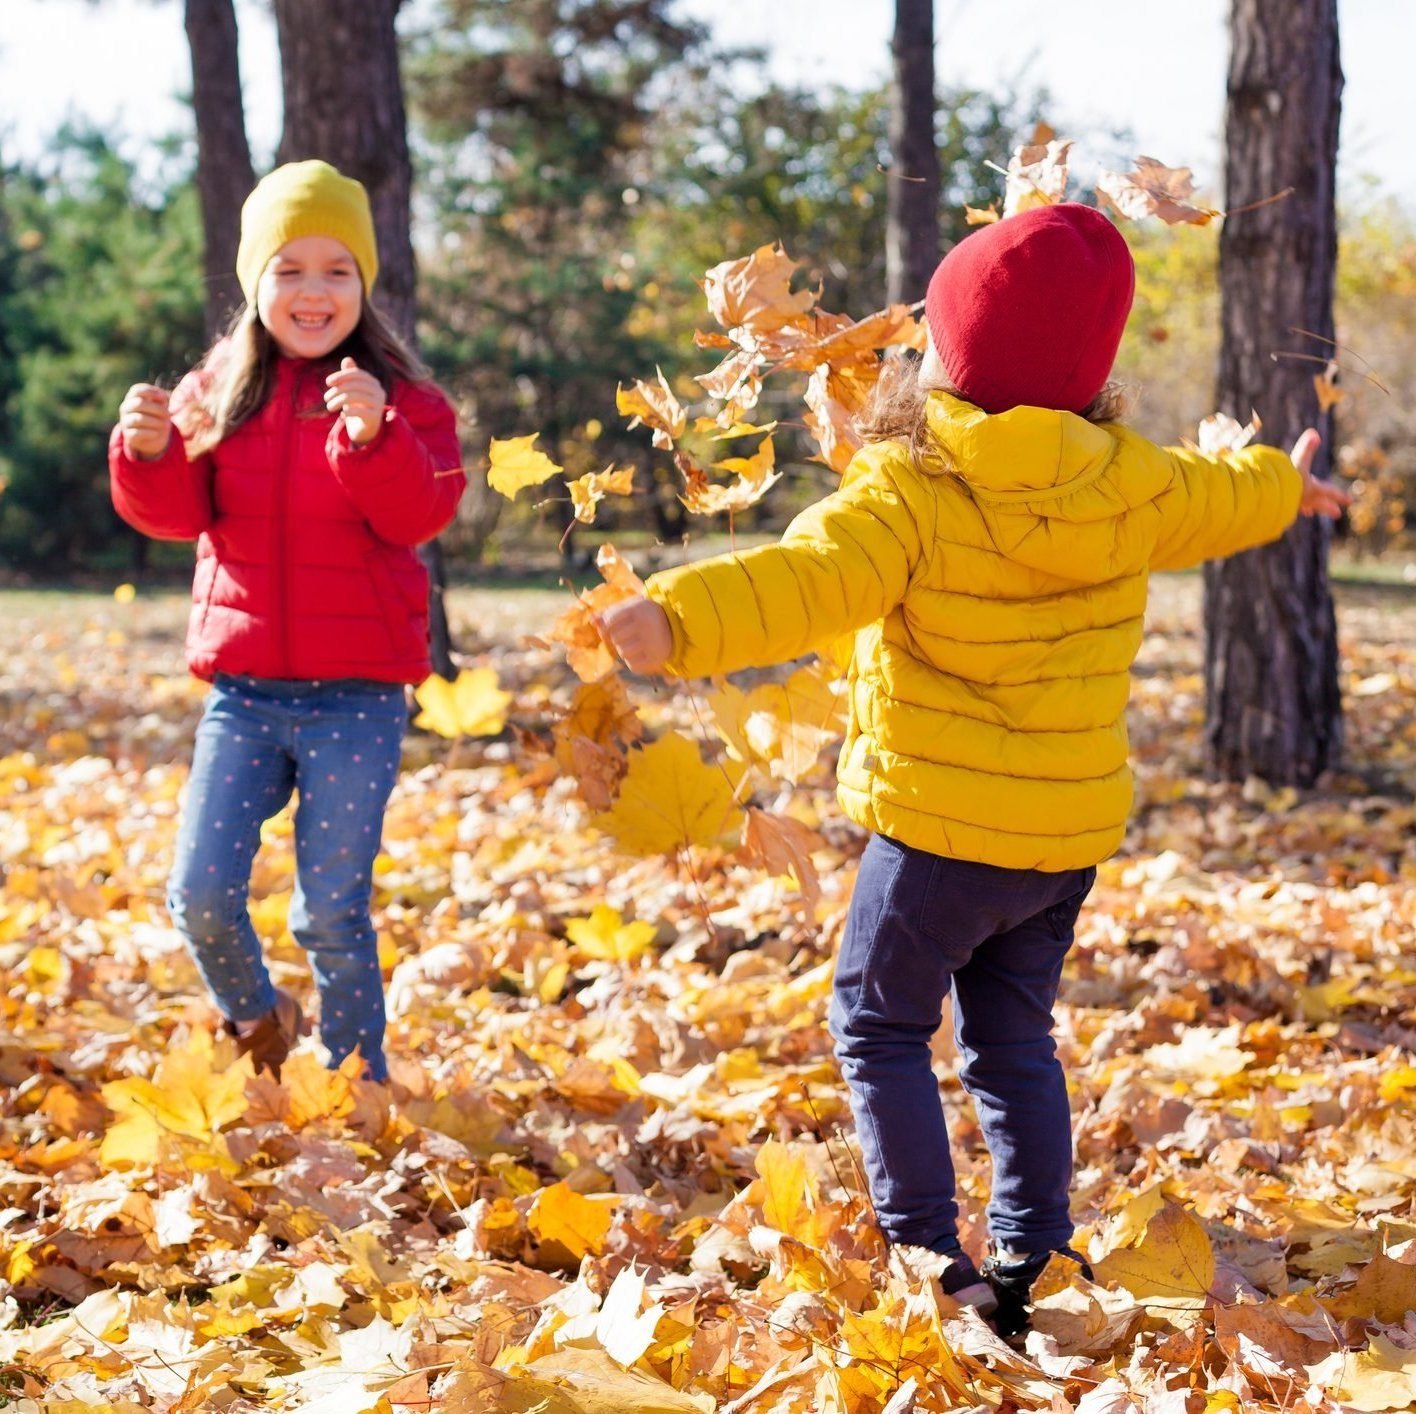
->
xmin=1291 ymin=428 xmax=1351 ymax=520
xmin=600 ymin=597 xmax=674 ymax=676
xmin=119 ymin=383 xmax=173 ymax=460
xmin=325 ymin=357 xmax=386 ymax=445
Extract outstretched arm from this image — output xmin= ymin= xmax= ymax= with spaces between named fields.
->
xmin=1149 ymin=428 xmax=1345 ymax=572
xmin=603 ymin=448 xmax=930 ymax=678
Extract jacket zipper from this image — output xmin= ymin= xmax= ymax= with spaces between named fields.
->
xmin=275 ymin=362 xmax=301 ymax=678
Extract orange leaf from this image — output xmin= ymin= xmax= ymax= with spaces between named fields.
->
xmin=566 ymin=463 xmax=636 ymax=525
xmin=616 ymin=369 xmax=686 ymax=450
xmin=547 ymin=544 xmax=647 ymax=682
xmin=528 ymin=1180 xmax=614 ymax=1259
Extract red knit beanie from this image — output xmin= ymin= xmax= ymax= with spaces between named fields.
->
xmin=924 ymin=203 xmax=1135 ymax=415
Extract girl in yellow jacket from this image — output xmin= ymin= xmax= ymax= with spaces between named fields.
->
xmin=602 ymin=204 xmax=1347 ymax=1333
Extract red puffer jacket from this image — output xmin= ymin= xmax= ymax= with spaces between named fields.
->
xmin=109 ymin=355 xmax=465 ymax=684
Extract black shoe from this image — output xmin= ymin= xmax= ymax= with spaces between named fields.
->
xmin=889 ymin=1243 xmax=999 ymax=1315
xmin=981 ymin=1246 xmax=1092 ymax=1338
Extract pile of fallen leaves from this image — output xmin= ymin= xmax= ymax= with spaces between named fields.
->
xmin=2 ymin=568 xmax=1415 ymax=1412
xmin=4 ymin=139 xmax=1416 ymax=1412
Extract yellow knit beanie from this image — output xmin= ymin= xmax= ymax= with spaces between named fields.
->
xmin=235 ymin=160 xmax=379 ymax=305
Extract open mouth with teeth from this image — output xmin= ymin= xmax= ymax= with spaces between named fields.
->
xmin=291 ymin=314 xmax=333 ymax=330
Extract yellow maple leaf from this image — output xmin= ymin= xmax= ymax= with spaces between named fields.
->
xmin=488 ymin=434 xmax=563 ymax=499
xmin=564 ymin=904 xmax=657 ymax=963
xmin=708 ymin=663 xmax=843 ymax=784
xmin=101 ymin=1029 xmax=251 ymax=1169
xmin=566 ymin=463 xmax=636 ymax=525
xmin=593 ymin=732 xmax=744 ymax=857
xmin=528 ymin=1180 xmax=615 ymax=1259
xmin=413 ymin=667 xmax=512 ymax=738
xmin=1093 ymin=1188 xmax=1215 ymax=1301
xmin=754 ymin=1138 xmax=818 ymax=1240
xmin=616 ymin=369 xmax=686 ymax=450
xmin=676 ymin=442 xmax=782 ymax=517
xmin=692 ymin=416 xmax=778 ymax=441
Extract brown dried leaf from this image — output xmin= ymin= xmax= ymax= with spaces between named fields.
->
xmin=741 ymin=810 xmax=823 ymax=905
xmin=702 ymin=243 xmax=818 ymax=335
xmin=1095 ymin=156 xmax=1222 ymax=226
xmin=1003 ymin=138 xmax=1073 ymax=216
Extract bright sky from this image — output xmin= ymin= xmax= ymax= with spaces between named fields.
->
xmin=0 ymin=0 xmax=1409 ymax=207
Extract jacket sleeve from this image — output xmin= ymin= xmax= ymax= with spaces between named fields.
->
xmin=644 ymin=448 xmax=930 ymax=679
xmin=1148 ymin=443 xmax=1303 ymax=572
xmin=108 ymin=370 xmax=215 ymax=541
xmin=326 ymin=380 xmax=466 ymax=546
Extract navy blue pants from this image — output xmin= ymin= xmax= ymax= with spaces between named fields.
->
xmin=829 ymin=834 xmax=1095 ymax=1254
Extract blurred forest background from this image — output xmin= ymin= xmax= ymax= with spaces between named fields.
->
xmin=0 ymin=0 xmax=1411 ymax=577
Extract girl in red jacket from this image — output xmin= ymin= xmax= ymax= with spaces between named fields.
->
xmin=110 ymin=161 xmax=465 ymax=1083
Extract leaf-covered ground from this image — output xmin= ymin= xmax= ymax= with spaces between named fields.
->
xmin=2 ymin=573 xmax=1416 ymax=1413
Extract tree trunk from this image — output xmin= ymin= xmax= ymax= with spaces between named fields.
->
xmin=885 ymin=0 xmax=938 ymax=306
xmin=184 ymin=0 xmax=255 ymax=338
xmin=1204 ymin=0 xmax=1343 ymax=786
xmin=273 ymin=0 xmax=456 ymax=679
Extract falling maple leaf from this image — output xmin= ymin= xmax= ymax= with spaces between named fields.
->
xmin=1184 ymin=409 xmax=1263 ymax=456
xmin=692 ymin=417 xmax=778 ymax=441
xmin=708 ymin=663 xmax=844 ymax=784
xmin=487 ymin=433 xmax=563 ymax=498
xmin=1096 ymin=156 xmax=1223 ymax=226
xmin=1002 ymin=137 xmax=1073 ymax=216
xmin=675 ymin=437 xmax=781 ymax=517
xmin=413 ymin=667 xmax=512 ymax=739
xmin=803 ymin=362 xmax=877 ymax=473
xmin=701 ymin=242 xmax=818 ymax=335
xmin=593 ymin=732 xmax=744 ymax=856
xmin=566 ymin=463 xmax=636 ymax=525
xmin=1314 ymin=359 xmax=1345 ymax=412
xmin=616 ymin=368 xmax=687 ymax=450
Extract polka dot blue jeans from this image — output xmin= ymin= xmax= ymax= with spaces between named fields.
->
xmin=167 ymin=674 xmax=406 ymax=1082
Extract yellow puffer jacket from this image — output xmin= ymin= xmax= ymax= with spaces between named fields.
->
xmin=644 ymin=391 xmax=1302 ymax=871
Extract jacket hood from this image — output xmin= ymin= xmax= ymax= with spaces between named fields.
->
xmin=923 ymin=390 xmax=1173 ymax=585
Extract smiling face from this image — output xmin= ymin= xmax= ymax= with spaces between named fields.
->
xmin=256 ymin=235 xmax=362 ymax=359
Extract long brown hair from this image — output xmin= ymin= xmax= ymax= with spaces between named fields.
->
xmin=854 ymin=351 xmax=1135 ymax=475
xmin=179 ymin=298 xmax=431 ymax=456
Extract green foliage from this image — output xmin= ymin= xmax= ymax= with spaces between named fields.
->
xmin=0 ymin=131 xmax=205 ymax=569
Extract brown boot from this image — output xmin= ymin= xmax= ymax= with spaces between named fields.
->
xmin=227 ymin=989 xmax=305 ymax=1076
